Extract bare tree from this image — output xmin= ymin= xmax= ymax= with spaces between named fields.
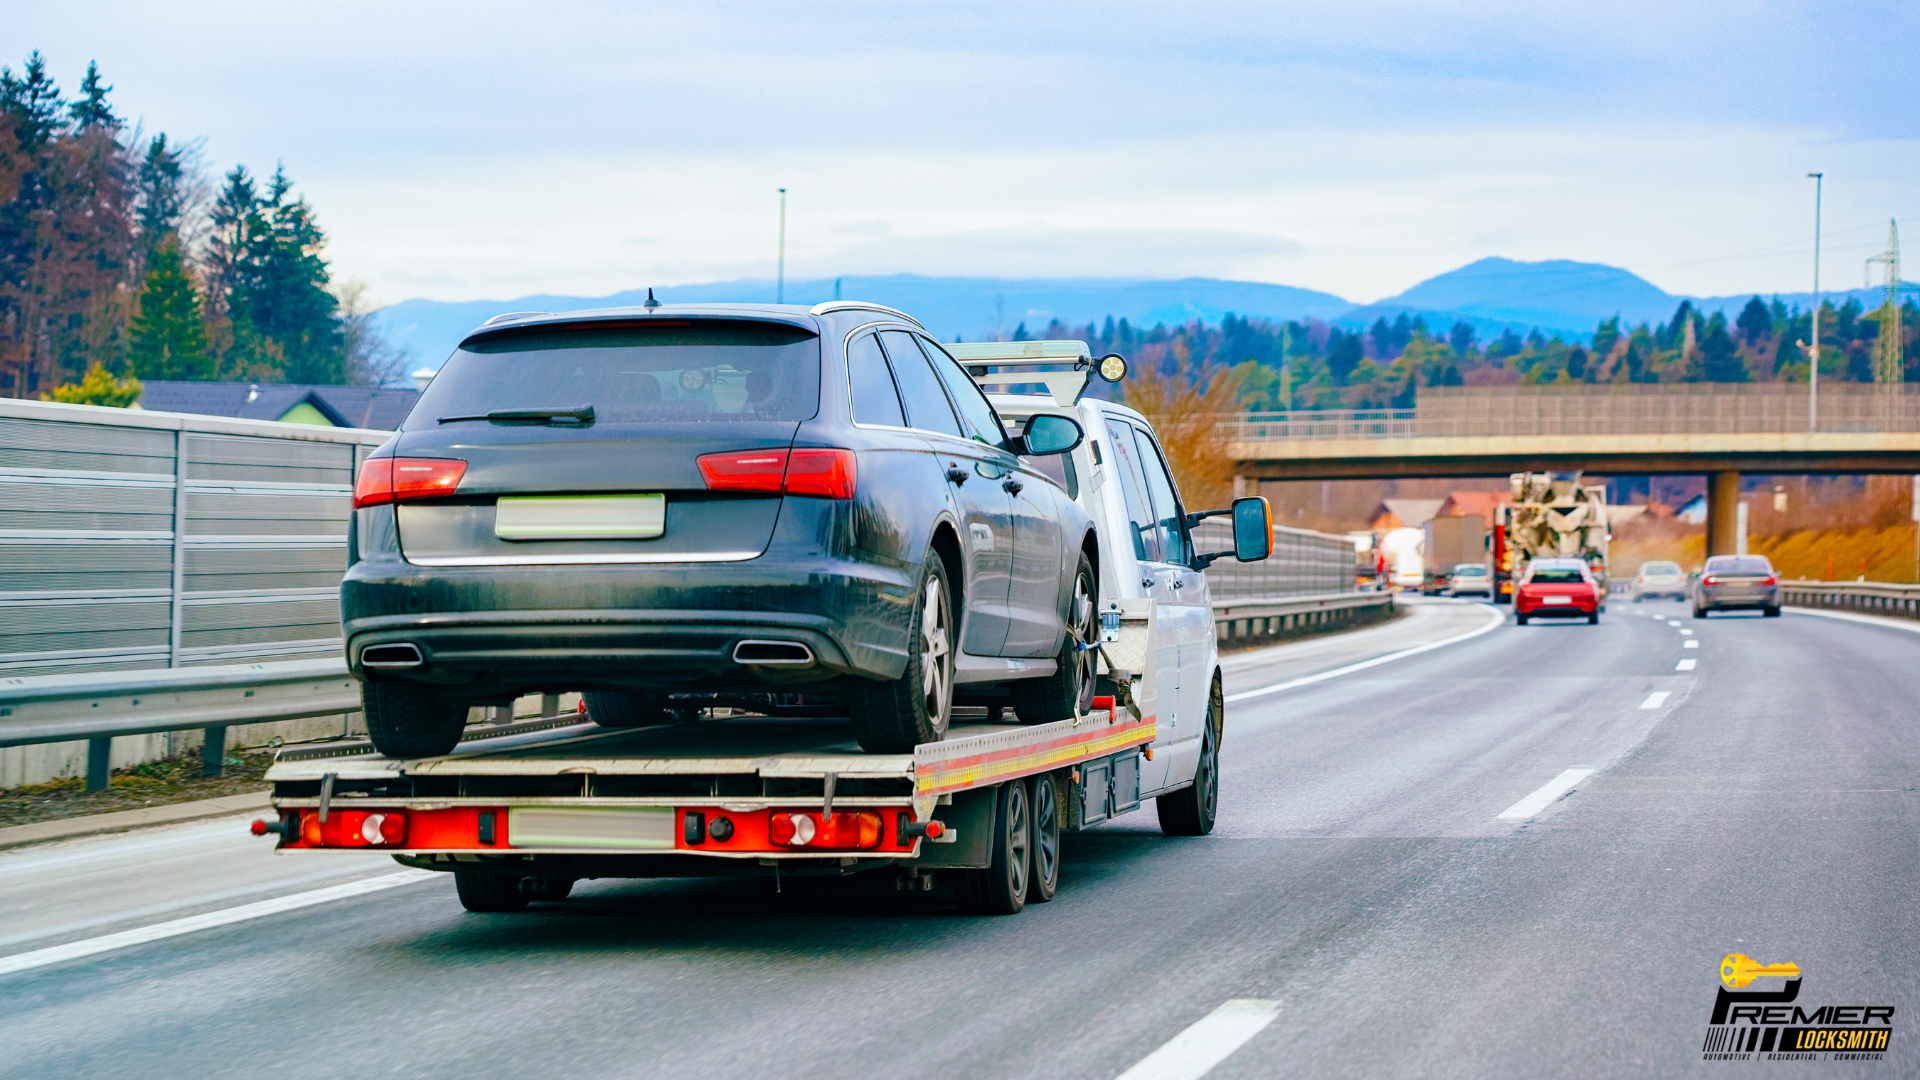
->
xmin=334 ymin=278 xmax=409 ymax=386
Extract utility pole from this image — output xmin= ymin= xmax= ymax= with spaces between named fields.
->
xmin=1866 ymin=220 xmax=1902 ymax=384
xmin=776 ymin=188 xmax=787 ymax=305
xmin=1807 ymin=172 xmax=1823 ymax=432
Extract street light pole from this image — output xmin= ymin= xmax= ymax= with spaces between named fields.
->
xmin=776 ymin=188 xmax=787 ymax=305
xmin=1807 ymin=172 xmax=1823 ymax=431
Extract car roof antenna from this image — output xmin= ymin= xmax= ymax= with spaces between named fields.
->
xmin=643 ymin=288 xmax=661 ymax=310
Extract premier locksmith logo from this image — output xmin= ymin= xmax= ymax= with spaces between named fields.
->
xmin=1702 ymin=953 xmax=1894 ymax=1061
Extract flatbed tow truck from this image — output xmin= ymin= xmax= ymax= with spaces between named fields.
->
xmin=255 ymin=339 xmax=1272 ymax=916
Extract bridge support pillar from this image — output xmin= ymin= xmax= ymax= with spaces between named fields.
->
xmin=1707 ymin=471 xmax=1741 ymax=556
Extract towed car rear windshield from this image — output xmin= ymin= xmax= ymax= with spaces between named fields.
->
xmin=411 ymin=320 xmax=820 ymax=428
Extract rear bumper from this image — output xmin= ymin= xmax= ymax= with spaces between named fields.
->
xmin=342 ymin=557 xmax=912 ymax=695
xmin=1516 ymin=601 xmax=1597 ymax=617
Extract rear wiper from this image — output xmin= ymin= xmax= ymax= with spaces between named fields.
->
xmin=438 ymin=405 xmax=595 ymax=425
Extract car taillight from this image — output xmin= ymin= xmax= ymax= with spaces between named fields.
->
xmin=295 ymin=809 xmax=408 ymax=847
xmin=698 ymin=449 xmax=857 ymax=500
xmin=767 ymin=811 xmax=882 ymax=849
xmin=354 ymin=457 xmax=467 ymax=508
xmin=1703 ymin=575 xmax=1719 ymax=586
xmin=1761 ymin=575 xmax=1777 ymax=586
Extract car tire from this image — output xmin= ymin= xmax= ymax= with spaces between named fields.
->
xmin=582 ymin=691 xmax=671 ymax=729
xmin=1587 ymin=611 xmax=1600 ymax=625
xmin=851 ymin=554 xmax=955 ymax=753
xmin=954 ymin=780 xmax=1031 ymax=915
xmin=1026 ymin=774 xmax=1061 ymax=903
xmin=1516 ymin=613 xmax=1530 ymax=625
xmin=363 ymin=679 xmax=468 ymax=759
xmin=1011 ymin=553 xmax=1096 ymax=725
xmin=1693 ymin=606 xmax=1708 ymax=619
xmin=1157 ymin=681 xmax=1220 ymax=837
xmin=1764 ymin=605 xmax=1781 ymax=618
xmin=454 ymin=868 xmax=531 ymax=913
xmin=1634 ymin=595 xmax=1644 ymax=603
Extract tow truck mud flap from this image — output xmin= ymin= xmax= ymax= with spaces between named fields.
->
xmin=1072 ymin=751 xmax=1142 ymax=829
xmin=908 ymin=787 xmax=995 ymax=868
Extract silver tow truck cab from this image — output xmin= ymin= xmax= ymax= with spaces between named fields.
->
xmin=961 ymin=342 xmax=1272 ymax=825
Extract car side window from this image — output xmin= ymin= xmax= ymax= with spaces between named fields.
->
xmin=919 ymin=337 xmax=1011 ymax=452
xmin=1129 ymin=425 xmax=1191 ymax=567
xmin=846 ymin=333 xmax=906 ymax=427
xmin=878 ymin=330 xmax=964 ymax=439
xmin=1103 ymin=418 xmax=1161 ymax=563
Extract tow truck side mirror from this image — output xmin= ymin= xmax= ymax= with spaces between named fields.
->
xmin=1193 ymin=496 xmax=1272 ymax=570
xmin=1230 ymin=496 xmax=1271 ymax=562
xmin=1012 ymin=413 xmax=1083 ymax=456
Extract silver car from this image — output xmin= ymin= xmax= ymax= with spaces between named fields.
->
xmin=1692 ymin=555 xmax=1781 ymax=618
xmin=1633 ymin=560 xmax=1687 ymax=601
xmin=1448 ymin=563 xmax=1493 ymax=598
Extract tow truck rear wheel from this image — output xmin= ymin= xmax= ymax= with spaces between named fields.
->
xmin=1027 ymin=773 xmax=1061 ymax=903
xmin=955 ymin=779 xmax=1031 ymax=915
xmin=1011 ymin=553 xmax=1097 ymax=725
xmin=454 ymin=868 xmax=531 ymax=913
xmin=851 ymin=555 xmax=954 ymax=753
xmin=362 ymin=679 xmax=468 ymax=759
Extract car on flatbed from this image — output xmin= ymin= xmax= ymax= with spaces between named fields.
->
xmin=263 ymin=337 xmax=1275 ymax=916
xmin=346 ymin=302 xmax=1099 ymax=758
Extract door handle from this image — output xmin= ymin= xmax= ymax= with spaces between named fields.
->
xmin=946 ymin=466 xmax=969 ymax=485
xmin=1002 ymin=478 xmax=1023 ymax=495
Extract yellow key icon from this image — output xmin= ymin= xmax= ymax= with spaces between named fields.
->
xmin=1721 ymin=953 xmax=1801 ymax=989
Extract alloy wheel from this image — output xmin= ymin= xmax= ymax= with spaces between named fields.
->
xmin=920 ymin=575 xmax=953 ymax=738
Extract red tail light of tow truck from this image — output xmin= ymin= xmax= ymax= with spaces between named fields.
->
xmin=261 ymin=810 xmax=408 ymax=847
xmin=767 ymin=811 xmax=882 ymax=849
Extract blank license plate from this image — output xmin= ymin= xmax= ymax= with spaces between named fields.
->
xmin=1543 ymin=596 xmax=1572 ymax=605
xmin=495 ymin=494 xmax=666 ymax=540
xmin=508 ymin=807 xmax=676 ymax=849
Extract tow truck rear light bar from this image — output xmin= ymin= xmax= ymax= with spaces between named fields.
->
xmin=262 ymin=805 xmax=909 ymax=855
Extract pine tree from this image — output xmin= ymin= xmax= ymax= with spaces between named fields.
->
xmin=1736 ymin=296 xmax=1771 ymax=343
xmin=66 ymin=61 xmax=115 ymax=130
xmin=127 ymin=236 xmax=210 ymax=380
xmin=1699 ymin=313 xmax=1748 ymax=382
xmin=134 ymin=134 xmax=188 ymax=263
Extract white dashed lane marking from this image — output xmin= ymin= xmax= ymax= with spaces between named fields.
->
xmin=1641 ymin=691 xmax=1672 ymax=709
xmin=1497 ymin=768 xmax=1598 ymax=820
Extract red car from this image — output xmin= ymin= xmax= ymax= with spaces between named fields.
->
xmin=1515 ymin=558 xmax=1600 ymax=625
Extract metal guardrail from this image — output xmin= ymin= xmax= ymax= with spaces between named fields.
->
xmin=0 ymin=658 xmax=358 ymax=790
xmin=1212 ymin=590 xmax=1394 ymax=642
xmin=1781 ymin=580 xmax=1920 ymax=620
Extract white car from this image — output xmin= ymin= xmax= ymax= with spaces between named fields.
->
xmin=1448 ymin=563 xmax=1493 ymax=598
xmin=1633 ymin=560 xmax=1687 ymax=601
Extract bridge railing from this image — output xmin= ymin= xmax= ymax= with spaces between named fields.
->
xmin=1228 ymin=384 xmax=1920 ymax=442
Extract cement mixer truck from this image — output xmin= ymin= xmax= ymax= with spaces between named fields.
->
xmin=1491 ymin=472 xmax=1611 ymax=605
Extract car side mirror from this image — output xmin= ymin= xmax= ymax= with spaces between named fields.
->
xmin=1013 ymin=413 xmax=1082 ymax=456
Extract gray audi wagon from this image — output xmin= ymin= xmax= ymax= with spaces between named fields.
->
xmin=344 ymin=302 xmax=1098 ymax=757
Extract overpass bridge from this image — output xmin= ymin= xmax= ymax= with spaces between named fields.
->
xmin=1230 ymin=384 xmax=1920 ymax=554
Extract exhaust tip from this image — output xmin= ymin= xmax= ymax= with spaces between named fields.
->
xmin=362 ymin=643 xmax=424 ymax=668
xmin=732 ymin=640 xmax=816 ymax=666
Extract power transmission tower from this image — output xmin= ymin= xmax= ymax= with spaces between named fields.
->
xmin=1865 ymin=219 xmax=1903 ymax=386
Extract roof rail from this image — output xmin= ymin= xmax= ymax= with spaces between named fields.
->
xmin=949 ymin=341 xmax=1127 ymax=406
xmin=482 ymin=311 xmax=553 ymax=326
xmin=809 ymin=301 xmax=925 ymax=329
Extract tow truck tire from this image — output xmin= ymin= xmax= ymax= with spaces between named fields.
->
xmin=1011 ymin=553 xmax=1097 ymax=725
xmin=454 ymin=868 xmax=531 ymax=913
xmin=1157 ymin=682 xmax=1221 ymax=837
xmin=583 ymin=691 xmax=670 ymax=729
xmin=1027 ymin=773 xmax=1061 ymax=903
xmin=852 ymin=555 xmax=955 ymax=753
xmin=363 ymin=679 xmax=468 ymax=759
xmin=520 ymin=876 xmax=575 ymax=902
xmin=955 ymin=780 xmax=1031 ymax=915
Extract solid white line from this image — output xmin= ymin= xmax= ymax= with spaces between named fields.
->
xmin=1787 ymin=606 xmax=1920 ymax=634
xmin=1496 ymin=768 xmax=1596 ymax=820
xmin=1675 ymin=659 xmax=1697 ymax=670
xmin=1640 ymin=691 xmax=1672 ymax=709
xmin=1224 ymin=605 xmax=1505 ymax=703
xmin=1683 ymin=640 xmax=1698 ymax=648
xmin=1115 ymin=999 xmax=1283 ymax=1080
xmin=0 ymin=869 xmax=436 ymax=977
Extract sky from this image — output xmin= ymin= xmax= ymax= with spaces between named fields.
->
xmin=9 ymin=1 xmax=1918 ymax=307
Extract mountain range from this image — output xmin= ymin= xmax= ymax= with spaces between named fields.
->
xmin=369 ymin=259 xmax=1907 ymax=374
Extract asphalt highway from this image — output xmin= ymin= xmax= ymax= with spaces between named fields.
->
xmin=3 ymin=598 xmax=1915 ymax=1078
